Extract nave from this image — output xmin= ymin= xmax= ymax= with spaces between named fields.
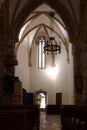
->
xmin=40 ymin=111 xmax=62 ymax=130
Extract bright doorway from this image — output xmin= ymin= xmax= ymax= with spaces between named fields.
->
xmin=35 ymin=90 xmax=47 ymax=110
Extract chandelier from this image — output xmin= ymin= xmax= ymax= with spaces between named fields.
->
xmin=44 ymin=36 xmax=61 ymax=54
xmin=44 ymin=12 xmax=61 ymax=55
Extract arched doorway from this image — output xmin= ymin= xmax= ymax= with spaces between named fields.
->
xmin=35 ymin=89 xmax=47 ymax=111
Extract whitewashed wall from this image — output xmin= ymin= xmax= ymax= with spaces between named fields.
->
xmin=15 ymin=36 xmax=74 ymax=105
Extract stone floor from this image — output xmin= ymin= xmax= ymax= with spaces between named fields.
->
xmin=40 ymin=111 xmax=62 ymax=130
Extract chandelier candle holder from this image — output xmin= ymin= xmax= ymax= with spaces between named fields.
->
xmin=44 ymin=37 xmax=61 ymax=67
xmin=43 ymin=11 xmax=61 ymax=67
xmin=44 ymin=37 xmax=61 ymax=55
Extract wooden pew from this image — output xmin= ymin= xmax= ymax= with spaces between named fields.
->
xmin=0 ymin=110 xmax=29 ymax=130
xmin=0 ymin=105 xmax=40 ymax=130
xmin=61 ymin=105 xmax=87 ymax=130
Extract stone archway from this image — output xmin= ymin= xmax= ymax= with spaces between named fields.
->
xmin=8 ymin=2 xmax=76 ymax=103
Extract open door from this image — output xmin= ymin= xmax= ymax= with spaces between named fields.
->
xmin=35 ymin=90 xmax=47 ymax=111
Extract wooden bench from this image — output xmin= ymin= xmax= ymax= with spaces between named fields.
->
xmin=0 ymin=110 xmax=29 ymax=130
xmin=0 ymin=105 xmax=40 ymax=130
xmin=61 ymin=105 xmax=87 ymax=130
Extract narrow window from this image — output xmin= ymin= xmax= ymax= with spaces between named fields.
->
xmin=38 ymin=37 xmax=46 ymax=69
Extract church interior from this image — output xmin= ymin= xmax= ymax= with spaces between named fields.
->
xmin=0 ymin=0 xmax=87 ymax=130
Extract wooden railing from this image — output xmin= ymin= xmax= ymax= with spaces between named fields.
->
xmin=61 ymin=105 xmax=87 ymax=130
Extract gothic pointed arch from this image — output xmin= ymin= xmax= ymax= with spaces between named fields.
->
xmin=28 ymin=25 xmax=49 ymax=67
xmin=9 ymin=0 xmax=76 ymax=45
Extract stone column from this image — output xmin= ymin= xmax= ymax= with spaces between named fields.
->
xmin=73 ymin=43 xmax=87 ymax=104
xmin=5 ymin=43 xmax=18 ymax=75
xmin=0 ymin=9 xmax=6 ymax=104
xmin=79 ymin=43 xmax=87 ymax=103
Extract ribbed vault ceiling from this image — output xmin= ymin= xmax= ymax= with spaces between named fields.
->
xmin=7 ymin=0 xmax=87 ymax=43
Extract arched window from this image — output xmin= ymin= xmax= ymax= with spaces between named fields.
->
xmin=37 ymin=36 xmax=47 ymax=69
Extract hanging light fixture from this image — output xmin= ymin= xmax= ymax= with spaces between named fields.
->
xmin=44 ymin=36 xmax=61 ymax=54
xmin=44 ymin=12 xmax=61 ymax=55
